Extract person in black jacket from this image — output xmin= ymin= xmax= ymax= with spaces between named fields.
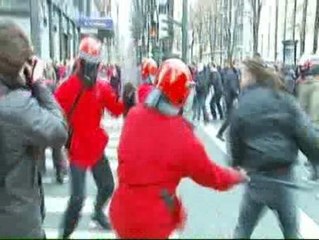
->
xmin=230 ymin=58 xmax=319 ymax=239
xmin=209 ymin=63 xmax=224 ymax=120
xmin=216 ymin=62 xmax=240 ymax=140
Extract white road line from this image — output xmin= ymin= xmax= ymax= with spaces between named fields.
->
xmin=201 ymin=123 xmax=319 ymax=239
xmin=45 ymin=228 xmax=116 ymax=239
xmin=299 ymin=209 xmax=319 ymax=238
xmin=44 ymin=196 xmax=111 ymax=215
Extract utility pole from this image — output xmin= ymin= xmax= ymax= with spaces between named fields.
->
xmin=30 ymin=0 xmax=41 ymax=56
xmin=292 ymin=0 xmax=297 ymax=42
xmin=283 ymin=0 xmax=288 ymax=41
xmin=274 ymin=0 xmax=279 ymax=61
xmin=182 ymin=0 xmax=188 ymax=63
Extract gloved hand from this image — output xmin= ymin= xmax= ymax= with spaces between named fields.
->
xmin=122 ymin=82 xmax=136 ymax=116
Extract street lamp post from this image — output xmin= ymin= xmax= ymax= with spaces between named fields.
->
xmin=181 ymin=0 xmax=188 ymax=63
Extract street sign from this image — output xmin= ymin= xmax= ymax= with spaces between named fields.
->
xmin=77 ymin=17 xmax=113 ymax=31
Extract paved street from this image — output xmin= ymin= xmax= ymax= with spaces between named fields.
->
xmin=42 ymin=116 xmax=319 ymax=239
xmin=42 ymin=115 xmax=122 ymax=239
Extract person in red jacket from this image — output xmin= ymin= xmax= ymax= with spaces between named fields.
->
xmin=137 ymin=57 xmax=158 ymax=103
xmin=110 ymin=58 xmax=248 ymax=239
xmin=55 ymin=36 xmax=127 ymax=239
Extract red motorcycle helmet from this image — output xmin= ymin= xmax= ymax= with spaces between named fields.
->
xmin=156 ymin=58 xmax=192 ymax=107
xmin=78 ymin=36 xmax=102 ymax=63
xmin=77 ymin=37 xmax=102 ymax=87
xmin=141 ymin=58 xmax=158 ymax=80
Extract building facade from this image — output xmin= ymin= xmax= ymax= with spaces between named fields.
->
xmin=0 ymin=0 xmax=99 ymax=62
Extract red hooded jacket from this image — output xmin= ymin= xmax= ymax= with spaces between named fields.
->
xmin=55 ymin=74 xmax=124 ymax=168
xmin=110 ymin=104 xmax=243 ymax=238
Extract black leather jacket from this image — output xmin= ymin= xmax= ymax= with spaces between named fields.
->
xmin=230 ymin=84 xmax=319 ymax=172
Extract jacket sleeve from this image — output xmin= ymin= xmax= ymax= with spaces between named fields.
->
xmin=181 ymin=127 xmax=244 ymax=191
xmin=291 ymin=96 xmax=319 ymax=162
xmin=102 ymin=82 xmax=125 ymax=117
xmin=2 ymin=83 xmax=68 ymax=148
xmin=229 ymin=109 xmax=243 ymax=167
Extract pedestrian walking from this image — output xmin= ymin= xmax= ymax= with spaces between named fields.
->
xmin=55 ymin=36 xmax=132 ymax=239
xmin=230 ymin=58 xmax=319 ymax=239
xmin=193 ymin=63 xmax=210 ymax=123
xmin=109 ymin=58 xmax=247 ymax=239
xmin=216 ymin=61 xmax=240 ymax=140
xmin=209 ymin=63 xmax=224 ymax=120
xmin=0 ymin=20 xmax=67 ymax=238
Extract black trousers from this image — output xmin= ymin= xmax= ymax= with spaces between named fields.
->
xmin=217 ymin=95 xmax=236 ymax=136
xmin=210 ymin=93 xmax=223 ymax=120
xmin=217 ymin=114 xmax=231 ymax=136
xmin=61 ymin=156 xmax=114 ymax=237
xmin=39 ymin=147 xmax=67 ymax=175
xmin=233 ymin=171 xmax=299 ymax=239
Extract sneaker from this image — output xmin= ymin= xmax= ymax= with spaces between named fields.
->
xmin=91 ymin=212 xmax=112 ymax=231
xmin=216 ymin=134 xmax=225 ymax=142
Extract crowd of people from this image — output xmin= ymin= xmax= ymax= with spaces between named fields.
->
xmin=1 ymin=19 xmax=319 ymax=240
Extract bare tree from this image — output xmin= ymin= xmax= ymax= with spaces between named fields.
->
xmin=130 ymin=0 xmax=144 ymax=43
xmin=274 ymin=0 xmax=279 ymax=61
xmin=313 ymin=0 xmax=319 ymax=54
xmin=249 ymin=0 xmax=263 ymax=54
xmin=191 ymin=1 xmax=207 ymax=62
xmin=300 ymin=0 xmax=309 ymax=55
xmin=292 ymin=0 xmax=298 ymax=41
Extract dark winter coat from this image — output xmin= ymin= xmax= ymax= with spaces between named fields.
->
xmin=0 ymin=78 xmax=67 ymax=238
xmin=222 ymin=68 xmax=240 ymax=100
xmin=210 ymin=69 xmax=223 ymax=96
xmin=230 ymin=85 xmax=319 ymax=172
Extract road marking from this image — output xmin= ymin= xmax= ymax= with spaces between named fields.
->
xmin=44 ymin=196 xmax=111 ymax=215
xmin=299 ymin=209 xmax=319 ymax=238
xmin=45 ymin=228 xmax=116 ymax=239
xmin=201 ymin=123 xmax=319 ymax=239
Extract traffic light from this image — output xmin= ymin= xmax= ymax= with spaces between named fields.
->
xmin=158 ymin=14 xmax=169 ymax=40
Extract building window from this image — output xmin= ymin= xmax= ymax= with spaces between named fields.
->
xmin=0 ymin=0 xmax=29 ymax=11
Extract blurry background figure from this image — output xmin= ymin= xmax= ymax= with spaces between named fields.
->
xmin=110 ymin=64 xmax=121 ymax=100
xmin=209 ymin=63 xmax=224 ymax=121
xmin=296 ymin=54 xmax=319 ymax=181
xmin=193 ymin=62 xmax=210 ymax=123
xmin=216 ymin=60 xmax=240 ymax=141
xmin=38 ymin=61 xmax=69 ymax=185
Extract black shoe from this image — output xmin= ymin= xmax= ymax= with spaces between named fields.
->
xmin=91 ymin=211 xmax=112 ymax=230
xmin=216 ymin=134 xmax=225 ymax=142
xmin=56 ymin=171 xmax=64 ymax=185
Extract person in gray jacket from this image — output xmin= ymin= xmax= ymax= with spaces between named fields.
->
xmin=0 ymin=21 xmax=68 ymax=238
xmin=230 ymin=58 xmax=319 ymax=239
